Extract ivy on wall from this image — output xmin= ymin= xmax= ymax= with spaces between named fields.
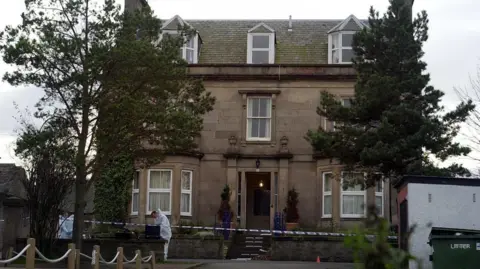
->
xmin=94 ymin=153 xmax=135 ymax=223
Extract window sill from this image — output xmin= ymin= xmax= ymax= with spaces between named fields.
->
xmin=130 ymin=212 xmax=139 ymax=216
xmin=321 ymin=215 xmax=332 ymax=219
xmin=245 ymin=139 xmax=272 ymax=144
xmin=180 ymin=213 xmax=192 ymax=217
xmin=340 ymin=216 xmax=365 ymax=220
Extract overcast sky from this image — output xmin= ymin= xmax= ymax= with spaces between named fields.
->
xmin=1 ymin=0 xmax=479 ymax=170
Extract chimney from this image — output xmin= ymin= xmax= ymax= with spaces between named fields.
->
xmin=288 ymin=15 xmax=293 ymax=32
xmin=125 ymin=0 xmax=149 ymax=13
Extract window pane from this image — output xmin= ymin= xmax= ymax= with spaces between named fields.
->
xmin=258 ymin=98 xmax=271 ymax=117
xmin=375 ymin=195 xmax=383 ymax=215
xmin=332 ymin=50 xmax=340 ymax=63
xmin=133 ymin=171 xmax=139 ymax=189
xmin=258 ymin=118 xmax=270 ymax=138
xmin=342 ymin=98 xmax=352 ymax=108
xmin=376 ymin=181 xmax=383 ymax=192
xmin=132 ymin=193 xmax=139 ymax=212
xmin=186 ymin=49 xmax=194 ymax=63
xmin=252 ymin=51 xmax=269 ymax=64
xmin=342 ymin=33 xmax=354 ymax=47
xmin=179 ymin=48 xmax=183 ymax=58
xmin=342 ymin=172 xmax=364 ymax=191
xmin=324 ymin=173 xmax=332 ymax=192
xmin=342 ymin=195 xmax=364 ymax=215
xmin=186 ymin=38 xmax=195 ymax=48
xmin=181 ymin=193 xmax=191 ymax=213
xmin=324 ymin=195 xmax=332 ymax=215
xmin=148 ymin=192 xmax=170 ymax=212
xmin=150 ymin=171 xmax=171 ymax=189
xmin=332 ymin=34 xmax=339 ymax=49
xmin=252 ymin=35 xmax=270 ymax=49
xmin=252 ymin=98 xmax=260 ymax=117
xmin=181 ymin=171 xmax=191 ymax=191
xmin=249 ymin=118 xmax=260 ymax=137
xmin=342 ymin=49 xmax=354 ymax=63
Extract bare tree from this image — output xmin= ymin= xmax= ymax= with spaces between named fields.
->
xmin=456 ymin=65 xmax=480 ymax=165
xmin=15 ymin=118 xmax=76 ymax=253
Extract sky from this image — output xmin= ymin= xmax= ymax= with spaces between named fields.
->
xmin=0 ymin=0 xmax=480 ymax=170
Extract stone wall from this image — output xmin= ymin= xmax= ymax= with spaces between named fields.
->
xmin=16 ymin=235 xmax=227 ymax=260
xmin=270 ymin=236 xmax=398 ymax=262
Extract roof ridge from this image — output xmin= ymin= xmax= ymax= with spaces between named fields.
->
xmin=182 ymin=18 xmax=350 ymax=22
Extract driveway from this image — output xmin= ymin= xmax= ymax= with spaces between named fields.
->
xmin=195 ymin=260 xmax=355 ymax=269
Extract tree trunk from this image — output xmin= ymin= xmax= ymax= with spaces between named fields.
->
xmin=72 ymin=175 xmax=87 ymax=248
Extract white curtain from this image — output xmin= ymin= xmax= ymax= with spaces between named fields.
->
xmin=132 ymin=193 xmax=139 ymax=212
xmin=342 ymin=195 xmax=364 ymax=215
xmin=180 ymin=193 xmax=190 ymax=213
xmin=149 ymin=192 xmax=170 ymax=212
xmin=375 ymin=195 xmax=383 ymax=215
xmin=149 ymin=170 xmax=171 ymax=212
xmin=323 ymin=195 xmax=332 ymax=215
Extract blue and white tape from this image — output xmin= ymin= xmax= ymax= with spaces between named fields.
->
xmin=84 ymin=219 xmax=398 ymax=239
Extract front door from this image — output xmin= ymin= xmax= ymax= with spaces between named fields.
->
xmin=246 ymin=172 xmax=271 ymax=229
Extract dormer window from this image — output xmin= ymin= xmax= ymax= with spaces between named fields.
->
xmin=162 ymin=15 xmax=200 ymax=64
xmin=327 ymin=14 xmax=366 ymax=64
xmin=247 ymin=23 xmax=275 ymax=64
xmin=330 ymin=32 xmax=355 ymax=64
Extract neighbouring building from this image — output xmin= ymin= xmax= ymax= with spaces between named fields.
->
xmin=0 ymin=164 xmax=29 ymax=257
xmin=125 ymin=0 xmax=406 ymax=229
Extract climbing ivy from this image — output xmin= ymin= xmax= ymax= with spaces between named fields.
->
xmin=94 ymin=153 xmax=135 ymax=224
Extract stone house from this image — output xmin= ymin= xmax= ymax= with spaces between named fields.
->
xmin=0 ymin=164 xmax=29 ymax=257
xmin=125 ymin=0 xmax=400 ymax=230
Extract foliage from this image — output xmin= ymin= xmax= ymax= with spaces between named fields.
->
xmin=305 ymin=0 xmax=474 ymax=186
xmin=284 ymin=187 xmax=299 ymax=223
xmin=94 ymin=153 xmax=134 ymax=223
xmin=15 ymin=117 xmax=75 ymax=254
xmin=217 ymin=184 xmax=233 ymax=221
xmin=344 ymin=206 xmax=421 ymax=269
xmin=1 ymin=0 xmax=215 ymax=245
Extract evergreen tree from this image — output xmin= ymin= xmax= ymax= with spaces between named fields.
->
xmin=306 ymin=0 xmax=474 ymax=186
xmin=1 ymin=0 xmax=215 ymax=246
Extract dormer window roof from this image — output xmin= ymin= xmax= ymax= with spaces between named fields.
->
xmin=247 ymin=22 xmax=275 ymax=64
xmin=161 ymin=15 xmax=201 ymax=64
xmin=327 ymin=14 xmax=366 ymax=64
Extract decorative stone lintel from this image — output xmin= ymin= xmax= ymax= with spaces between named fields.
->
xmin=223 ymin=152 xmax=293 ymax=160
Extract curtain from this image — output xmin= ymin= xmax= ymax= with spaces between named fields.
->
xmin=132 ymin=193 xmax=139 ymax=212
xmin=181 ymin=171 xmax=191 ymax=191
xmin=150 ymin=170 xmax=171 ymax=189
xmin=180 ymin=193 xmax=190 ymax=213
xmin=324 ymin=195 xmax=332 ymax=215
xmin=375 ymin=195 xmax=383 ymax=215
xmin=148 ymin=192 xmax=170 ymax=212
xmin=342 ymin=195 xmax=364 ymax=215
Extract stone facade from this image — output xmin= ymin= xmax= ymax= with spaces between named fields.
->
xmin=130 ymin=66 xmax=397 ymax=229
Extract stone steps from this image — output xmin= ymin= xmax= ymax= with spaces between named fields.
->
xmin=227 ymin=233 xmax=272 ymax=260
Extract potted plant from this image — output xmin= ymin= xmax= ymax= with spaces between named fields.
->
xmin=284 ymin=187 xmax=300 ymax=230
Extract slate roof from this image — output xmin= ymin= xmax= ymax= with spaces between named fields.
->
xmin=163 ymin=16 xmax=367 ymax=64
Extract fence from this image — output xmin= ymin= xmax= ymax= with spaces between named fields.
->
xmin=0 ymin=238 xmax=157 ymax=269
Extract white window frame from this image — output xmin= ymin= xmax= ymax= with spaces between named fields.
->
xmin=340 ymin=171 xmax=367 ymax=218
xmin=325 ymin=98 xmax=352 ymax=131
xmin=161 ymin=30 xmax=199 ymax=64
xmin=131 ymin=170 xmax=140 ymax=215
xmin=375 ymin=179 xmax=384 ymax=217
xmin=180 ymin=170 xmax=193 ymax=216
xmin=322 ymin=172 xmax=333 ymax=218
xmin=246 ymin=96 xmax=272 ymax=141
xmin=247 ymin=33 xmax=275 ymax=64
xmin=328 ymin=31 xmax=356 ymax=64
xmin=146 ymin=169 xmax=173 ymax=215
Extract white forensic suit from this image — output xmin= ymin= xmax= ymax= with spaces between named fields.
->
xmin=154 ymin=208 xmax=172 ymax=261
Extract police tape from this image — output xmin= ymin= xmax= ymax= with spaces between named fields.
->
xmin=84 ymin=219 xmax=398 ymax=239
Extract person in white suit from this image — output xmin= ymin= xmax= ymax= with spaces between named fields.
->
xmin=151 ymin=209 xmax=172 ymax=261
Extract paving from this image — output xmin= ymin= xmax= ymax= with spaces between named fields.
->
xmin=168 ymin=260 xmax=355 ymax=269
